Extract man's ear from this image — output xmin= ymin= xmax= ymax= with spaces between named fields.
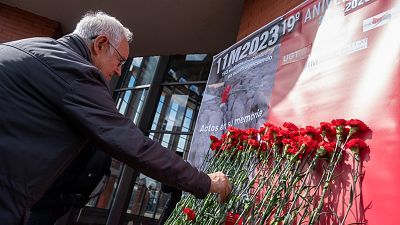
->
xmin=92 ymin=35 xmax=108 ymax=55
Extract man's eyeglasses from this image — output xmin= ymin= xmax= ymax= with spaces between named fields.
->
xmin=108 ymin=41 xmax=127 ymax=67
xmin=89 ymin=35 xmax=127 ymax=67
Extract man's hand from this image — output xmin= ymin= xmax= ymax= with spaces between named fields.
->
xmin=208 ymin=172 xmax=232 ymax=203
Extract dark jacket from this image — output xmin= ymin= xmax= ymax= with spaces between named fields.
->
xmin=32 ymin=143 xmax=111 ymax=209
xmin=0 ymin=34 xmax=210 ymax=225
xmin=28 ymin=143 xmax=111 ymax=225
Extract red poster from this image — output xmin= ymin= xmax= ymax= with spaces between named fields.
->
xmin=269 ymin=0 xmax=400 ymax=224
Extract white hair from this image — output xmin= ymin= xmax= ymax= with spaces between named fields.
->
xmin=73 ymin=11 xmax=133 ymax=47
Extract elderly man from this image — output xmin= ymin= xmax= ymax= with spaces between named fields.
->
xmin=0 ymin=11 xmax=231 ymax=224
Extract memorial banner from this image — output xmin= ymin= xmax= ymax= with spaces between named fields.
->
xmin=189 ymin=0 xmax=400 ymax=224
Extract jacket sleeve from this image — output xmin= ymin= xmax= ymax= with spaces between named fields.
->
xmin=61 ymin=76 xmax=210 ymax=199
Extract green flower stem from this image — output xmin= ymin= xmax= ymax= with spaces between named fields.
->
xmin=253 ymin=149 xmax=304 ymax=224
xmin=236 ymin=161 xmax=268 ymax=198
xmin=235 ymin=173 xmax=274 ymax=224
xmin=282 ymin=154 xmax=319 ymax=224
xmin=296 ymin=161 xmax=329 ymax=225
xmin=308 ymin=137 xmax=348 ymax=225
xmin=208 ymin=149 xmax=232 ymax=172
xmin=273 ymin=159 xmax=304 ymax=222
xmin=255 ymin=159 xmax=298 ymax=224
xmin=339 ymin=151 xmax=361 ymax=225
xmin=224 ymin=160 xmax=268 ymax=224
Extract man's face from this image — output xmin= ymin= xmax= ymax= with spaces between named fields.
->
xmin=90 ymin=35 xmax=129 ymax=81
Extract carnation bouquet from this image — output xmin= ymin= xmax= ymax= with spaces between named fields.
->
xmin=165 ymin=119 xmax=370 ymax=225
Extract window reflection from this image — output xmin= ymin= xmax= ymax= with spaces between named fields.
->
xmin=116 ymin=89 xmax=148 ymax=124
xmin=118 ymin=56 xmax=160 ymax=89
xmin=124 ymin=174 xmax=169 ymax=220
xmin=131 ymin=57 xmax=143 ymax=68
xmin=150 ymin=85 xmax=203 ymax=133
xmin=185 ymin=54 xmax=207 ymax=61
xmin=165 ymin=54 xmax=212 ymax=83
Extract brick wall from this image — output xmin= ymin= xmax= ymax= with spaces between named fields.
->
xmin=237 ymin=0 xmax=305 ymax=41
xmin=0 ymin=3 xmax=62 ymax=43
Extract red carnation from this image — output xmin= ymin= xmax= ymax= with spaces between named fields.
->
xmin=322 ymin=141 xmax=336 ymax=154
xmin=210 ymin=135 xmax=219 ymax=143
xmin=347 ymin=119 xmax=370 ymax=137
xmin=282 ymin=138 xmax=292 ymax=145
xmin=248 ymin=139 xmax=260 ymax=148
xmin=261 ymin=124 xmax=277 ymax=145
xmin=317 ymin=141 xmax=336 ymax=156
xmin=227 ymin=126 xmax=237 ymax=132
xmin=278 ymin=128 xmax=292 ymax=139
xmin=227 ymin=127 xmax=240 ymax=140
xmin=346 ymin=119 xmax=370 ymax=131
xmin=221 ymin=133 xmax=227 ymax=140
xmin=331 ymin=119 xmax=347 ymax=127
xmin=246 ymin=128 xmax=259 ymax=136
xmin=259 ymin=126 xmax=266 ymax=134
xmin=299 ymin=135 xmax=318 ymax=153
xmin=240 ymin=134 xmax=249 ymax=142
xmin=263 ymin=122 xmax=274 ymax=127
xmin=211 ymin=141 xmax=222 ymax=151
xmin=320 ymin=122 xmax=334 ymax=131
xmin=286 ymin=146 xmax=299 ymax=156
xmin=300 ymin=126 xmax=321 ymax=140
xmin=319 ymin=122 xmax=336 ymax=140
xmin=283 ymin=122 xmax=299 ymax=131
xmin=331 ymin=119 xmax=348 ymax=139
xmin=345 ymin=138 xmax=369 ymax=151
xmin=260 ymin=141 xmax=268 ymax=152
xmin=183 ymin=207 xmax=196 ymax=221
xmin=345 ymin=138 xmax=369 ymax=160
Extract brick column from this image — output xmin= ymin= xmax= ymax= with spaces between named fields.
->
xmin=237 ymin=0 xmax=304 ymax=41
xmin=0 ymin=3 xmax=62 ymax=43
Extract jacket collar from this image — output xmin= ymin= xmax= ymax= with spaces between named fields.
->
xmin=57 ymin=34 xmax=92 ymax=63
xmin=57 ymin=34 xmax=112 ymax=91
